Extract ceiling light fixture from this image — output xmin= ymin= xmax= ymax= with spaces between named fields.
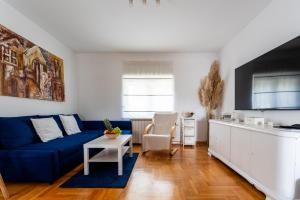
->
xmin=129 ymin=0 xmax=160 ymax=6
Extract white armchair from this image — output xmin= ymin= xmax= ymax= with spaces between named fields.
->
xmin=142 ymin=112 xmax=178 ymax=156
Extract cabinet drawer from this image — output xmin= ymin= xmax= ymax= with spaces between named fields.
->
xmin=184 ymin=127 xmax=195 ymax=136
xmin=184 ymin=136 xmax=196 ymax=145
xmin=183 ymin=119 xmax=195 ymax=127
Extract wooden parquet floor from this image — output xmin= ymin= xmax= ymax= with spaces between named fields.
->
xmin=1 ymin=144 xmax=265 ymax=200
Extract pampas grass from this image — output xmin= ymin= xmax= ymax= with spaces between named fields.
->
xmin=198 ymin=60 xmax=224 ymax=119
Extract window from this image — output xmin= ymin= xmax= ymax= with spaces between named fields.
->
xmin=122 ymin=73 xmax=174 ymax=119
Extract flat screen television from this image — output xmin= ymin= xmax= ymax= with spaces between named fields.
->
xmin=235 ymin=36 xmax=300 ymax=110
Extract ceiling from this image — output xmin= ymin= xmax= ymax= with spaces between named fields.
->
xmin=5 ymin=0 xmax=271 ymax=53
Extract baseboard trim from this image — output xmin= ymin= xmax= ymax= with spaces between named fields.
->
xmin=197 ymin=141 xmax=208 ymax=146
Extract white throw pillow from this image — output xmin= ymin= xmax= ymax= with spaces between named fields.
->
xmin=31 ymin=117 xmax=63 ymax=142
xmin=59 ymin=115 xmax=81 ymax=135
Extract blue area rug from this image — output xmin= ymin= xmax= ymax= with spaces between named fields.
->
xmin=60 ymin=153 xmax=139 ymax=188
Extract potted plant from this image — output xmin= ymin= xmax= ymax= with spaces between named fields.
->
xmin=103 ymin=118 xmax=122 ymax=139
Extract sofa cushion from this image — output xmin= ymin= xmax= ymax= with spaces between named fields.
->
xmin=59 ymin=115 xmax=81 ymax=135
xmin=38 ymin=114 xmax=84 ymax=134
xmin=31 ymin=117 xmax=64 ymax=142
xmin=38 ymin=115 xmax=65 ymax=134
xmin=17 ymin=131 xmax=101 ymax=159
xmin=0 ymin=116 xmax=39 ymax=149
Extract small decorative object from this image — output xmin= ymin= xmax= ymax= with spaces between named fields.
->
xmin=244 ymin=117 xmax=265 ymax=126
xmin=267 ymin=121 xmax=274 ymax=127
xmin=181 ymin=112 xmax=194 ymax=118
xmin=103 ymin=118 xmax=122 ymax=139
xmin=231 ymin=112 xmax=238 ymax=121
xmin=0 ymin=24 xmax=64 ymax=101
xmin=222 ymin=113 xmax=232 ymax=121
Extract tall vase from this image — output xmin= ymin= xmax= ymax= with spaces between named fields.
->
xmin=206 ymin=110 xmax=213 ymax=145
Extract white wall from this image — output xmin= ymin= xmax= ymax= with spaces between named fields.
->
xmin=220 ymin=0 xmax=300 ymax=125
xmin=76 ymin=53 xmax=217 ymax=141
xmin=0 ymin=0 xmax=77 ymax=116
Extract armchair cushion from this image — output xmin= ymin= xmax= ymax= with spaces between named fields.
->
xmin=142 ymin=113 xmax=177 ymax=152
xmin=143 ymin=134 xmax=171 ymax=151
xmin=152 ymin=113 xmax=177 ymax=135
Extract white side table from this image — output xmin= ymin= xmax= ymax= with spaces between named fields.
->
xmin=181 ymin=117 xmax=196 ymax=147
xmin=83 ymin=135 xmax=133 ymax=176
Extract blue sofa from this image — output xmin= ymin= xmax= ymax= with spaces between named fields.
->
xmin=0 ymin=114 xmax=132 ymax=183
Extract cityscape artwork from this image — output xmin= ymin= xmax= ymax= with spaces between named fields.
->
xmin=0 ymin=24 xmax=64 ymax=102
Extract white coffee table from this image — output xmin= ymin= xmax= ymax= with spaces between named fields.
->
xmin=83 ymin=135 xmax=133 ymax=176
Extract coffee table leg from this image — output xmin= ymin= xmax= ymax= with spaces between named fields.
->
xmin=84 ymin=147 xmax=89 ymax=175
xmin=118 ymin=147 xmax=123 ymax=176
xmin=129 ymin=137 xmax=133 ymax=157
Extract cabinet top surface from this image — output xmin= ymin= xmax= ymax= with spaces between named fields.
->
xmin=209 ymin=119 xmax=300 ymax=138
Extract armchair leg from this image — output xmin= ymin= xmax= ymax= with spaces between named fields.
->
xmin=169 ymin=148 xmax=178 ymax=156
xmin=169 ymin=134 xmax=178 ymax=156
xmin=142 ymin=150 xmax=149 ymax=155
xmin=0 ymin=174 xmax=9 ymax=199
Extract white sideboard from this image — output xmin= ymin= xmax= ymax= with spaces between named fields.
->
xmin=209 ymin=120 xmax=300 ymax=200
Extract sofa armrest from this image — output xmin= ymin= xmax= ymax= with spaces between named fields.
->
xmin=0 ymin=150 xmax=60 ymax=183
xmin=83 ymin=120 xmax=132 ymax=131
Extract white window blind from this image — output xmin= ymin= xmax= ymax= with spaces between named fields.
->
xmin=122 ymin=61 xmax=174 ymax=118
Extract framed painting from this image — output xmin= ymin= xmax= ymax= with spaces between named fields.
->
xmin=0 ymin=24 xmax=64 ymax=102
